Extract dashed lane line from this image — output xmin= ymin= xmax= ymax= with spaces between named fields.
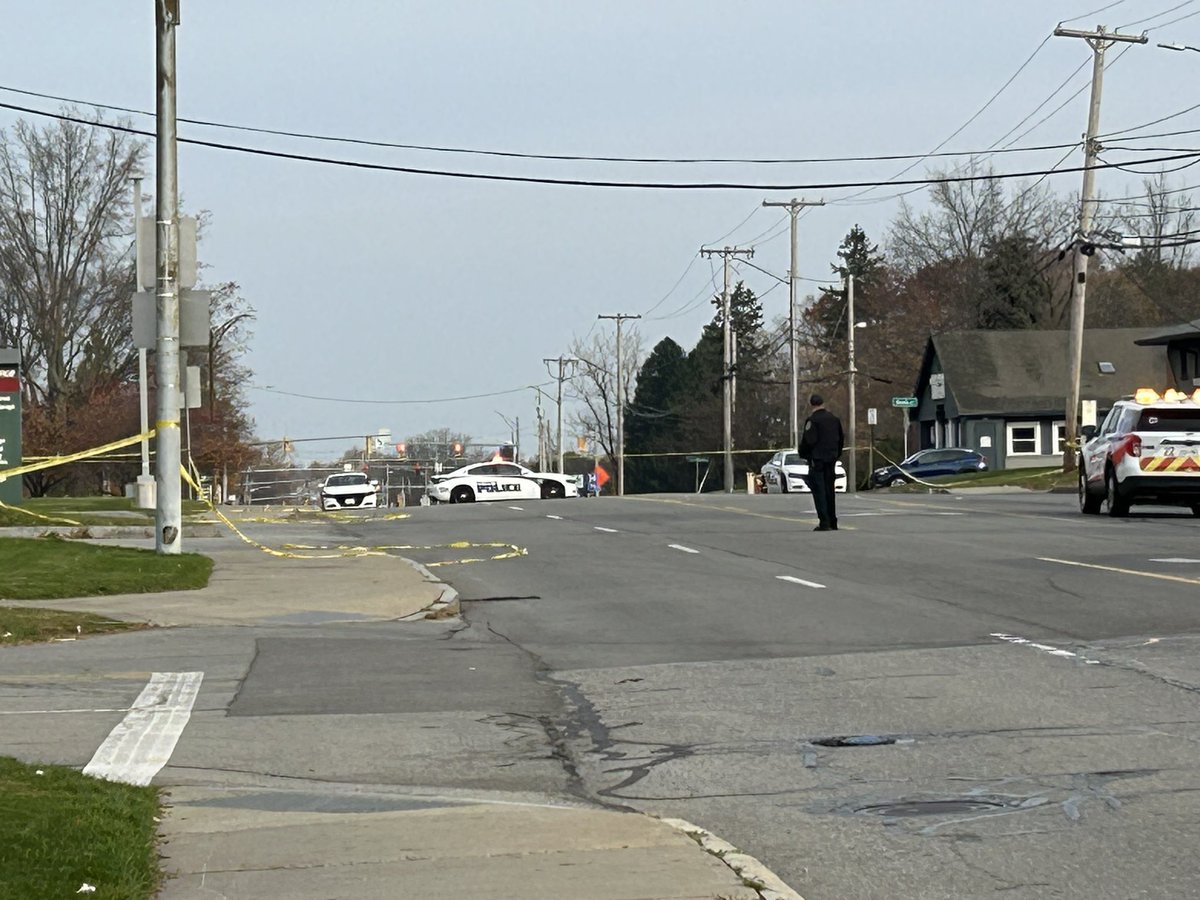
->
xmin=1151 ymin=557 xmax=1200 ymax=563
xmin=668 ymin=543 xmax=700 ymax=554
xmin=991 ymin=633 xmax=1099 ymax=665
xmin=546 ymin=514 xmax=563 ymax=520
xmin=1038 ymin=556 xmax=1200 ymax=586
xmin=776 ymin=574 xmax=827 ymax=589
xmin=594 ymin=526 xmax=619 ymax=533
xmin=508 ymin=506 xmax=524 ymax=511
xmin=83 ymin=671 xmax=203 ymax=786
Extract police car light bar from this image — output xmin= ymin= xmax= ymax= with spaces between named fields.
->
xmin=1132 ymin=388 xmax=1200 ymax=404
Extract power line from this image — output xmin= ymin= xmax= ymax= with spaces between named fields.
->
xmin=251 ymin=382 xmax=553 ymax=404
xmin=0 ymin=82 xmax=1106 ymax=167
xmin=1120 ymin=0 xmax=1195 ymax=29
xmin=1062 ymin=1 xmax=1131 ymax=22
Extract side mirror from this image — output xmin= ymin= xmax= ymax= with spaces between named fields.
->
xmin=1080 ymin=425 xmax=1097 ymax=441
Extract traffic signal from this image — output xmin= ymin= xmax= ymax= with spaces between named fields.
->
xmin=396 ymin=442 xmax=407 ymax=458
xmin=452 ymin=441 xmax=463 ymax=457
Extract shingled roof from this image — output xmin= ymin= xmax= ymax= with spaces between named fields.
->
xmin=1134 ymin=318 xmax=1200 ymax=345
xmin=918 ymin=329 xmax=1170 ymax=416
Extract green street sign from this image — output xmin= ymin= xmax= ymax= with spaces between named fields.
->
xmin=686 ymin=455 xmax=710 ymax=463
xmin=891 ymin=396 xmax=918 ymax=408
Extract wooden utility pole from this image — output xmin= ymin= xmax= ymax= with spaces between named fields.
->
xmin=597 ymin=314 xmax=641 ymax=496
xmin=1054 ymin=23 xmax=1146 ymax=469
xmin=700 ymin=246 xmax=753 ymax=493
xmin=544 ymin=355 xmax=579 ymax=473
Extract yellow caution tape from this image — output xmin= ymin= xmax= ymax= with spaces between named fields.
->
xmin=0 ymin=498 xmax=82 ymax=526
xmin=0 ymin=430 xmax=156 ymax=483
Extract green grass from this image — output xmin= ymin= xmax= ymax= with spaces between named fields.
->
xmin=0 ymin=536 xmax=212 ymax=600
xmin=0 ymin=756 xmax=162 ymax=900
xmin=0 ymin=606 xmax=146 ymax=644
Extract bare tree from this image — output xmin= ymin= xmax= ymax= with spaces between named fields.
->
xmin=566 ymin=325 xmax=643 ymax=466
xmin=0 ymin=114 xmax=144 ymax=404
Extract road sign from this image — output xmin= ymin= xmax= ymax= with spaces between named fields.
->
xmin=867 ymin=407 xmax=878 ymax=425
xmin=686 ymin=455 xmax=710 ymax=463
xmin=891 ymin=396 xmax=918 ymax=408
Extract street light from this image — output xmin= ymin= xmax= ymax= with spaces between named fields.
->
xmin=1158 ymin=41 xmax=1200 ymax=53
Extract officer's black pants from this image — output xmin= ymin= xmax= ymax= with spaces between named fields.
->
xmin=806 ymin=460 xmax=838 ymax=529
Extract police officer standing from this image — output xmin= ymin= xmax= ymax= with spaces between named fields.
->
xmin=799 ymin=394 xmax=845 ymax=531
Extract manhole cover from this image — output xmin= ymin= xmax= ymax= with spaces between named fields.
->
xmin=812 ymin=734 xmax=896 ymax=747
xmin=858 ymin=799 xmax=1005 ymax=817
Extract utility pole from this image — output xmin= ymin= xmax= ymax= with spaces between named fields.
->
xmin=154 ymin=0 xmax=182 ymax=554
xmin=132 ymin=174 xmax=153 ymax=504
xmin=700 ymin=246 xmax=753 ymax=493
xmin=846 ymin=273 xmax=858 ymax=494
xmin=544 ymin=355 xmax=579 ymax=473
xmin=597 ymin=313 xmax=641 ymax=496
xmin=762 ymin=198 xmax=824 ymax=449
xmin=1054 ymin=23 xmax=1147 ymax=469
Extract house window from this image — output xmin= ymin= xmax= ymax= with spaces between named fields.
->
xmin=1053 ymin=421 xmax=1067 ymax=454
xmin=1007 ymin=422 xmax=1040 ymax=456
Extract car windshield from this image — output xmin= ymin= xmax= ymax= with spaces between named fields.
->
xmin=783 ymin=453 xmax=803 ymax=466
xmin=326 ymin=474 xmax=367 ymax=486
xmin=1138 ymin=408 xmax=1200 ymax=432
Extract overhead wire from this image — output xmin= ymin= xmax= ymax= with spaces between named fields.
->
xmin=1119 ymin=0 xmax=1196 ymax=30
xmin=251 ymin=382 xmax=554 ymax=404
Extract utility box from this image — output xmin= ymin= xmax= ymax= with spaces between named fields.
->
xmin=0 ymin=349 xmax=22 ymax=505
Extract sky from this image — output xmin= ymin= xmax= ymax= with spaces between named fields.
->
xmin=7 ymin=1 xmax=1200 ymax=463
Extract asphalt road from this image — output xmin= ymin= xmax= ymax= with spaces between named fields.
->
xmin=375 ymin=489 xmax=1200 ymax=899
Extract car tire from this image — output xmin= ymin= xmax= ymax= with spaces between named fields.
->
xmin=1079 ymin=470 xmax=1102 ymax=515
xmin=779 ymin=472 xmax=789 ymax=494
xmin=1105 ymin=468 xmax=1130 ymax=517
xmin=1191 ymin=505 xmax=1200 ymax=518
xmin=542 ymin=481 xmax=565 ymax=499
xmin=450 ymin=485 xmax=474 ymax=504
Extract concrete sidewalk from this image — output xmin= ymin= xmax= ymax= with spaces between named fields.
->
xmin=2 ymin=534 xmax=783 ymax=899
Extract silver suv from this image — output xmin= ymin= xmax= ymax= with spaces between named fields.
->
xmin=1078 ymin=389 xmax=1200 ymax=516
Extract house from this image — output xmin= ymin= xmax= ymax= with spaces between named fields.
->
xmin=911 ymin=329 xmax=1170 ymax=470
xmin=1134 ymin=318 xmax=1200 ymax=390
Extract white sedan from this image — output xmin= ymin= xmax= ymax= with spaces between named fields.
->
xmin=318 ymin=472 xmax=379 ymax=510
xmin=761 ymin=450 xmax=848 ymax=494
xmin=427 ymin=462 xmax=580 ymax=504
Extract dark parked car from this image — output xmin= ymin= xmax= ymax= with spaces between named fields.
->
xmin=871 ymin=448 xmax=988 ymax=488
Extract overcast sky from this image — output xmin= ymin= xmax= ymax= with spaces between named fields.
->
xmin=7 ymin=1 xmax=1200 ymax=463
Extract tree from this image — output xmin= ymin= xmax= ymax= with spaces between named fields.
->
xmin=625 ymin=337 xmax=692 ymax=492
xmin=566 ymin=325 xmax=643 ymax=482
xmin=402 ymin=427 xmax=474 ymax=463
xmin=976 ymin=233 xmax=1054 ymax=329
xmin=0 ymin=115 xmax=143 ymax=405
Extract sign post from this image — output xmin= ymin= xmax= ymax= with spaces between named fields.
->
xmin=0 ymin=350 xmax=22 ymax=505
xmin=892 ymin=396 xmax=917 ymax=459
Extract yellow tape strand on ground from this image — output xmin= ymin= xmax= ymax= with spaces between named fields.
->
xmin=0 ymin=498 xmax=82 ymax=526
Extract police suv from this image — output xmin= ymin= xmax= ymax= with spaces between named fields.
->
xmin=1078 ymin=388 xmax=1200 ymax=517
xmin=426 ymin=461 xmax=580 ymax=504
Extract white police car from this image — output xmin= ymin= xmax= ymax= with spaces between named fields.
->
xmin=760 ymin=450 xmax=847 ymax=494
xmin=318 ymin=472 xmax=379 ymax=510
xmin=426 ymin=461 xmax=580 ymax=504
xmin=1079 ymin=387 xmax=1200 ymax=516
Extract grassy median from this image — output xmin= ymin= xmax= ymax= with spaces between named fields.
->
xmin=0 ymin=536 xmax=212 ymax=601
xmin=0 ymin=756 xmax=162 ymax=899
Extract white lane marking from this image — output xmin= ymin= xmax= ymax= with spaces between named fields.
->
xmin=991 ymin=633 xmax=1099 ymax=665
xmin=1151 ymin=557 xmax=1200 ymax=563
xmin=546 ymin=514 xmax=563 ymax=520
xmin=594 ymin=526 xmax=619 ymax=533
xmin=83 ymin=672 xmax=203 ymax=786
xmin=507 ymin=506 xmax=524 ymax=511
xmin=776 ymin=575 xmax=826 ymax=589
xmin=668 ymin=544 xmax=700 ymax=554
xmin=1038 ymin=556 xmax=1200 ymax=585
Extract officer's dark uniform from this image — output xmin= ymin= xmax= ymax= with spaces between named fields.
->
xmin=799 ymin=396 xmax=845 ymax=531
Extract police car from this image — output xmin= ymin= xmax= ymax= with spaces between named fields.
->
xmin=1078 ymin=388 xmax=1200 ymax=517
xmin=318 ymin=472 xmax=379 ymax=510
xmin=760 ymin=450 xmax=848 ymax=494
xmin=426 ymin=461 xmax=580 ymax=504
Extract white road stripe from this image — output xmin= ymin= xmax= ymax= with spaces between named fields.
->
xmin=83 ymin=672 xmax=203 ymax=786
xmin=776 ymin=575 xmax=826 ymax=589
xmin=1151 ymin=557 xmax=1200 ymax=563
xmin=546 ymin=514 xmax=563 ymax=520
xmin=0 ymin=707 xmax=133 ymax=716
xmin=991 ymin=633 xmax=1099 ymax=665
xmin=1039 ymin=556 xmax=1200 ymax=585
xmin=507 ymin=506 xmax=524 ymax=511
xmin=594 ymin=526 xmax=619 ymax=533
xmin=668 ymin=544 xmax=700 ymax=554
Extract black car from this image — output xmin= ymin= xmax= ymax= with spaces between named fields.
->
xmin=871 ymin=448 xmax=988 ymax=488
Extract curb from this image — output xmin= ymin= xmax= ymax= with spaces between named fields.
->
xmin=0 ymin=524 xmax=224 ymax=539
xmin=397 ymin=557 xmax=461 ymax=620
xmin=658 ymin=816 xmax=805 ymax=900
